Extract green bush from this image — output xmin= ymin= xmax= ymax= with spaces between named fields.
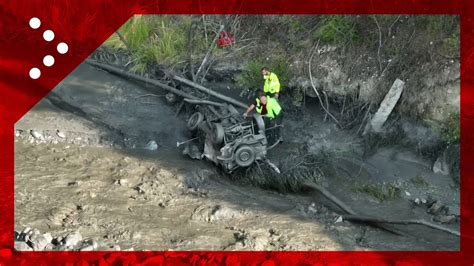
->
xmin=313 ymin=16 xmax=360 ymax=45
xmin=235 ymin=57 xmax=291 ymax=93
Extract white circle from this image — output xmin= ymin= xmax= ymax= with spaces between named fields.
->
xmin=29 ymin=17 xmax=41 ymax=29
xmin=29 ymin=68 xmax=41 ymax=79
xmin=57 ymin=42 xmax=68 ymax=54
xmin=43 ymin=30 xmax=55 ymax=42
xmin=43 ymin=55 xmax=55 ymax=67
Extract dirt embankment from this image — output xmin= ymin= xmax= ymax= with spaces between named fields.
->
xmin=14 ymin=62 xmax=459 ymax=251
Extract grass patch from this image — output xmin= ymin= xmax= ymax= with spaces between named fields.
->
xmin=353 ymin=182 xmax=402 ymax=202
xmin=103 ymin=15 xmax=208 ymax=73
xmin=313 ymin=15 xmax=360 ymax=45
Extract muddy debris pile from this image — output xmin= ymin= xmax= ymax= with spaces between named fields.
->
xmin=14 ymin=228 xmax=126 ymax=251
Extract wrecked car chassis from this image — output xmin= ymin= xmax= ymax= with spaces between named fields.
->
xmin=184 ymin=103 xmax=269 ymax=172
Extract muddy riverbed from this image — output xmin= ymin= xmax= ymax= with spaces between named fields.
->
xmin=14 ymin=63 xmax=459 ymax=251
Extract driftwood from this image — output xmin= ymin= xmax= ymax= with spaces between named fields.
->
xmin=86 ymin=60 xmax=200 ymax=101
xmin=87 ymin=60 xmax=247 ymax=110
xmin=302 ymin=182 xmax=402 ymax=235
xmin=171 ymin=75 xmax=248 ymax=109
xmin=342 ymin=215 xmax=460 ymax=237
xmin=184 ymin=98 xmax=226 ymax=107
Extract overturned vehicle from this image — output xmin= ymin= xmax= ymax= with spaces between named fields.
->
xmin=180 ymin=100 xmax=279 ymax=172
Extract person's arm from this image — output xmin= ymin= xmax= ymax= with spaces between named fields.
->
xmin=244 ymin=104 xmax=256 ymax=117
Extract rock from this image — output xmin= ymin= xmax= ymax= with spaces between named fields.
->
xmin=30 ymin=130 xmax=43 ymax=140
xmin=428 ymin=201 xmax=443 ymax=215
xmin=79 ymin=240 xmax=99 ymax=251
xmin=307 ymin=203 xmax=318 ymax=214
xmin=14 ymin=241 xmax=32 ymax=251
xmin=56 ymin=130 xmax=66 ymax=139
xmin=433 ymin=156 xmax=450 ymax=175
xmin=118 ymin=179 xmax=128 ymax=187
xmin=43 ymin=233 xmax=53 ymax=243
xmin=334 ymin=216 xmax=343 ymax=223
xmin=434 ymin=215 xmax=456 ymax=224
xmin=28 ymin=233 xmax=50 ymax=250
xmin=165 ymin=93 xmax=177 ymax=104
xmin=182 ymin=144 xmax=202 ymax=160
xmin=64 ymin=231 xmax=82 ymax=248
xmin=21 ymin=227 xmax=31 ymax=235
xmin=144 ymin=140 xmax=158 ymax=151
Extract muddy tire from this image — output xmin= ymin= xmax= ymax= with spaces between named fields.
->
xmin=210 ymin=123 xmax=225 ymax=145
xmin=187 ymin=112 xmax=204 ymax=131
xmin=252 ymin=113 xmax=265 ymax=133
xmin=234 ymin=145 xmax=256 ymax=167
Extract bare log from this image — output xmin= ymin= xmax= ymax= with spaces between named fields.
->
xmin=184 ymin=98 xmax=226 ymax=107
xmin=87 ymin=59 xmax=248 ymax=110
xmin=86 ymin=60 xmax=201 ymax=101
xmin=342 ymin=215 xmax=460 ymax=237
xmin=171 ymin=75 xmax=248 ymax=109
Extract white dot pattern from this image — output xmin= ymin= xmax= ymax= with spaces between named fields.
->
xmin=29 ymin=68 xmax=41 ymax=79
xmin=43 ymin=30 xmax=55 ymax=42
xmin=29 ymin=17 xmax=41 ymax=29
xmin=43 ymin=55 xmax=55 ymax=67
xmin=57 ymin=42 xmax=68 ymax=54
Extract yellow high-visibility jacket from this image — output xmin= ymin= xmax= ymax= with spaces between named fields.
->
xmin=263 ymin=72 xmax=281 ymax=94
xmin=255 ymin=97 xmax=282 ymax=119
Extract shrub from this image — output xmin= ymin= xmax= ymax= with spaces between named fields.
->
xmin=313 ymin=15 xmax=360 ymax=45
xmin=235 ymin=57 xmax=291 ymax=94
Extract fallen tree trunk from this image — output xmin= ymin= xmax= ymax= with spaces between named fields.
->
xmin=86 ymin=60 xmax=200 ymax=101
xmin=342 ymin=215 xmax=460 ymax=237
xmin=86 ymin=59 xmax=248 ymax=109
xmin=184 ymin=98 xmax=226 ymax=107
xmin=171 ymin=75 xmax=248 ymax=109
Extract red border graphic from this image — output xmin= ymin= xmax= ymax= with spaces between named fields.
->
xmin=0 ymin=0 xmax=472 ymax=264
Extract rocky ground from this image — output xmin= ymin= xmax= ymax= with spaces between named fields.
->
xmin=14 ymin=63 xmax=459 ymax=251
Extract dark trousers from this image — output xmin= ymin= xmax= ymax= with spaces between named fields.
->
xmin=264 ymin=115 xmax=283 ymax=145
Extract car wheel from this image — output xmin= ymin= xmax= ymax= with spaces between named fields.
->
xmin=187 ymin=112 xmax=204 ymax=131
xmin=210 ymin=123 xmax=225 ymax=145
xmin=234 ymin=145 xmax=256 ymax=167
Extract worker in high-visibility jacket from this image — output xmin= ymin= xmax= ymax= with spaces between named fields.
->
xmin=243 ymin=90 xmax=282 ymax=120
xmin=243 ymin=90 xmax=283 ymax=145
xmin=261 ymin=67 xmax=281 ymax=99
